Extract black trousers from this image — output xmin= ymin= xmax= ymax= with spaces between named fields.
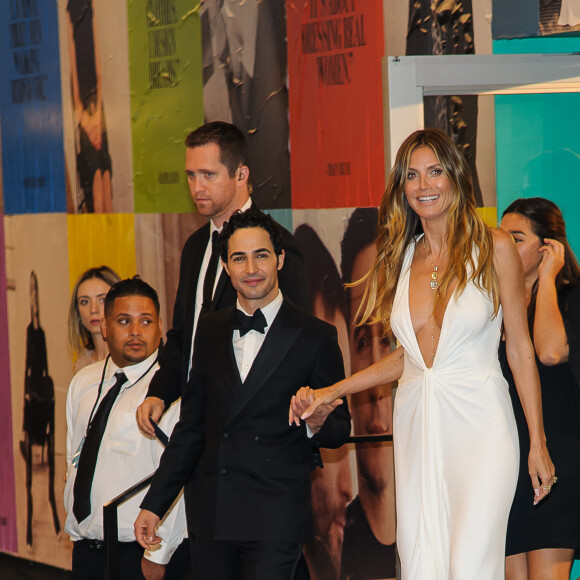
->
xmin=72 ymin=538 xmax=191 ymax=580
xmin=190 ymin=537 xmax=310 ymax=580
xmin=72 ymin=540 xmax=145 ymax=580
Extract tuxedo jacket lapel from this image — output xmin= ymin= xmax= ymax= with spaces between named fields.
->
xmin=211 ymin=269 xmax=230 ymax=311
xmin=210 ymin=308 xmax=242 ymax=420
xmin=226 ymin=302 xmax=301 ymax=424
xmin=183 ymin=225 xmax=210 ymax=341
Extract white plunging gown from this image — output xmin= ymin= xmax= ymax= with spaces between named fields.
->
xmin=390 ymin=239 xmax=519 ymax=579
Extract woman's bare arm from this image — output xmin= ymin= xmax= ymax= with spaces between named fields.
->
xmin=493 ymin=228 xmax=555 ymax=503
xmin=289 ymin=346 xmax=404 ymax=424
xmin=534 ymin=238 xmax=568 ymax=365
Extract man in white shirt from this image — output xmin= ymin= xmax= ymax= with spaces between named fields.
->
xmin=134 ymin=209 xmax=351 ymax=580
xmin=64 ymin=277 xmax=186 ymax=580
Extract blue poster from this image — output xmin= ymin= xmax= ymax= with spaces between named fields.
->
xmin=0 ymin=0 xmax=66 ymax=214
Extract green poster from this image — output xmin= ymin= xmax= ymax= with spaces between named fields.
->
xmin=129 ymin=0 xmax=203 ymax=213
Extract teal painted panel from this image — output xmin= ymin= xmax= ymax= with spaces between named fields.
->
xmin=264 ymin=209 xmax=293 ymax=233
xmin=493 ymin=38 xmax=580 ymax=258
xmin=493 ymin=37 xmax=580 ymax=53
xmin=495 ymin=92 xmax=580 ymax=257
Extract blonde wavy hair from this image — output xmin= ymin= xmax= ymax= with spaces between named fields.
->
xmin=356 ymin=128 xmax=499 ymax=332
xmin=68 ymin=266 xmax=121 ymax=354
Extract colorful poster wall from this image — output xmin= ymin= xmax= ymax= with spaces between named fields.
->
xmin=200 ymin=1 xmax=292 ymax=209
xmin=67 ymin=214 xmax=137 ymax=285
xmin=57 ymin=0 xmax=134 ymax=214
xmin=128 ymin=0 xmax=204 ymax=214
xmin=5 ymin=214 xmax=72 ymax=568
xmin=0 ymin=0 xmax=579 ymax=575
xmin=0 ymin=0 xmax=66 ymax=214
xmin=286 ymin=0 xmax=385 ymax=209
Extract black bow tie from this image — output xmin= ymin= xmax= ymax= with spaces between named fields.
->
xmin=235 ymin=308 xmax=267 ymax=337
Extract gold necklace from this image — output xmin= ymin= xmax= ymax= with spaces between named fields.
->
xmin=422 ymin=236 xmax=448 ymax=367
xmin=422 ymin=236 xmax=448 ymax=290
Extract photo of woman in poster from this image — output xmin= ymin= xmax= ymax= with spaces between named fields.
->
xmin=19 ymin=272 xmax=60 ymax=549
xmin=66 ymin=0 xmax=113 ymax=213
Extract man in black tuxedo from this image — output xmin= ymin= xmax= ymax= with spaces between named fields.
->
xmin=134 ymin=209 xmax=351 ymax=579
xmin=136 ymin=122 xmax=309 ymax=438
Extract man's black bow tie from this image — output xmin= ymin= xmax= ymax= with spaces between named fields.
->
xmin=235 ymin=308 xmax=267 ymax=336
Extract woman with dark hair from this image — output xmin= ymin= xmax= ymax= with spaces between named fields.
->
xmin=68 ymin=266 xmax=120 ymax=372
xmin=291 ymin=129 xmax=554 ymax=579
xmin=500 ymin=198 xmax=580 ymax=580
xmin=21 ymin=271 xmax=60 ymax=548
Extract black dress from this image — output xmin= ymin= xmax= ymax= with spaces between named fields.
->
xmin=499 ymin=285 xmax=580 ymax=556
xmin=23 ymin=323 xmax=53 ymax=445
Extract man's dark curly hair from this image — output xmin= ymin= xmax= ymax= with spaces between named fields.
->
xmin=219 ymin=208 xmax=284 ymax=262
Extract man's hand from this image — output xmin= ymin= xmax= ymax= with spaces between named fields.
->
xmin=290 ymin=387 xmax=343 ymax=434
xmin=141 ymin=558 xmax=166 ymax=580
xmin=135 ymin=509 xmax=162 ymax=550
xmin=136 ymin=397 xmax=165 ymax=438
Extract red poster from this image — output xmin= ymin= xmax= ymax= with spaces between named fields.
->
xmin=287 ymin=0 xmax=385 ymax=209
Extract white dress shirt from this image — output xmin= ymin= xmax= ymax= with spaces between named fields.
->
xmin=232 ymin=292 xmax=314 ymax=437
xmin=233 ymin=290 xmax=283 ymax=382
xmin=189 ymin=197 xmax=252 ymax=374
xmin=64 ymin=351 xmax=186 ymax=565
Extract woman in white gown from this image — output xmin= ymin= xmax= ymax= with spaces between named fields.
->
xmin=290 ymin=129 xmax=555 ymax=579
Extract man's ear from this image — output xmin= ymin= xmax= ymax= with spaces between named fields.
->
xmin=236 ymin=165 xmax=249 ymax=185
xmin=277 ymin=250 xmax=285 ymax=271
xmin=101 ymin=317 xmax=108 ymax=341
xmin=222 ymin=258 xmax=230 ymax=277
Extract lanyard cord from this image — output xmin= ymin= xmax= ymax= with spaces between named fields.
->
xmin=86 ymin=353 xmax=159 ymax=431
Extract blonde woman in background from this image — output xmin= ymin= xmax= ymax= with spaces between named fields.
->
xmin=68 ymin=266 xmax=120 ymax=373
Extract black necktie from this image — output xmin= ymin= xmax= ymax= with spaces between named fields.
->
xmin=201 ymin=231 xmax=220 ymax=315
xmin=73 ymin=371 xmax=127 ymax=523
xmin=234 ymin=308 xmax=267 ymax=337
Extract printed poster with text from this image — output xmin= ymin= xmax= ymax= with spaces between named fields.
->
xmin=128 ymin=0 xmax=204 ymax=213
xmin=287 ymin=0 xmax=385 ymax=209
xmin=0 ymin=1 xmax=66 ymax=214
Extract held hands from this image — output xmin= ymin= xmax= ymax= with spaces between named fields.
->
xmin=134 ymin=509 xmax=162 ymax=550
xmin=136 ymin=397 xmax=165 ymax=439
xmin=529 ymin=442 xmax=556 ymax=506
xmin=288 ymin=385 xmax=342 ymax=430
xmin=538 ymin=238 xmax=565 ymax=282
